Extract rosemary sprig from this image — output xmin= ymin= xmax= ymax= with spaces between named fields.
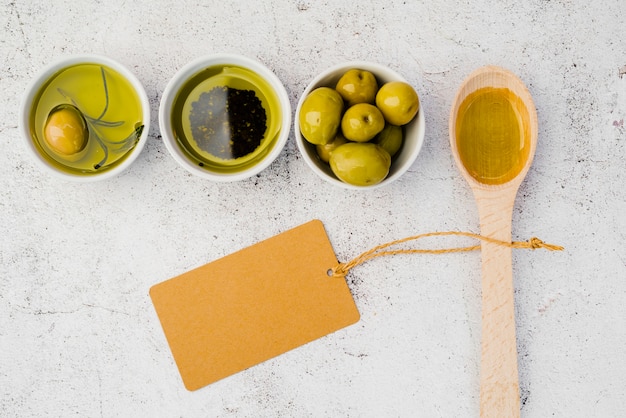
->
xmin=95 ymin=66 xmax=110 ymax=121
xmin=55 ymin=66 xmax=143 ymax=170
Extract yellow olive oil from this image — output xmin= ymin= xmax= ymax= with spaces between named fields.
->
xmin=171 ymin=65 xmax=282 ymax=173
xmin=30 ymin=63 xmax=143 ymax=175
xmin=456 ymin=87 xmax=531 ymax=185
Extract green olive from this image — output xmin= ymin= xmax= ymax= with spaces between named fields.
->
xmin=299 ymin=87 xmax=344 ymax=145
xmin=374 ymin=124 xmax=403 ymax=157
xmin=316 ymin=132 xmax=347 ymax=163
xmin=329 ymin=142 xmax=391 ymax=186
xmin=43 ymin=104 xmax=88 ymax=155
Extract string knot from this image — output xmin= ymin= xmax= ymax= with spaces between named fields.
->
xmin=528 ymin=237 xmax=564 ymax=251
xmin=330 ymin=263 xmax=349 ymax=279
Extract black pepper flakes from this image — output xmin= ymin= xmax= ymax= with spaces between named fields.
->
xmin=189 ymin=86 xmax=267 ymax=159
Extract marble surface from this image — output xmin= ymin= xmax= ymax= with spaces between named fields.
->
xmin=1 ymin=1 xmax=625 ymax=416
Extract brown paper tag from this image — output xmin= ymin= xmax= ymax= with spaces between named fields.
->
xmin=149 ymin=219 xmax=360 ymax=390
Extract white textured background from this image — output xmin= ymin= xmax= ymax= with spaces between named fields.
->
xmin=1 ymin=1 xmax=625 ymax=417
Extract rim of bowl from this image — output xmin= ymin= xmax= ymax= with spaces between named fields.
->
xmin=294 ymin=61 xmax=425 ymax=190
xmin=18 ymin=54 xmax=151 ymax=182
xmin=159 ymin=53 xmax=292 ymax=182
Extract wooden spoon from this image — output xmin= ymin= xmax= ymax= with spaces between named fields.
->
xmin=449 ymin=66 xmax=538 ymax=417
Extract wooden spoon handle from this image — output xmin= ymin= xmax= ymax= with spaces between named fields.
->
xmin=474 ymin=188 xmax=520 ymax=418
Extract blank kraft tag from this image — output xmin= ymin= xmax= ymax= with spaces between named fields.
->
xmin=149 ymin=219 xmax=360 ymax=390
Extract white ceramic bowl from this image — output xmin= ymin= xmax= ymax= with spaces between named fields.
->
xmin=19 ymin=54 xmax=151 ymax=182
xmin=159 ymin=54 xmax=291 ymax=181
xmin=294 ymin=61 xmax=425 ymax=190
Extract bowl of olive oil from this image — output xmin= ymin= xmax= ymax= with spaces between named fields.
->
xmin=19 ymin=54 xmax=150 ymax=181
xmin=159 ymin=54 xmax=291 ymax=181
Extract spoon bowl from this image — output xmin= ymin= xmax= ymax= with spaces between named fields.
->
xmin=449 ymin=66 xmax=538 ymax=417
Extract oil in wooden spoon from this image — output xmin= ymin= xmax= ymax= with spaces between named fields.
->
xmin=455 ymin=87 xmax=531 ymax=185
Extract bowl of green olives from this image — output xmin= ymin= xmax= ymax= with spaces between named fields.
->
xmin=19 ymin=54 xmax=151 ymax=182
xmin=295 ymin=62 xmax=425 ymax=189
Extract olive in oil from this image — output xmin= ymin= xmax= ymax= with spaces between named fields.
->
xmin=456 ymin=87 xmax=531 ymax=185
xmin=170 ymin=65 xmax=282 ymax=173
xmin=30 ymin=63 xmax=144 ymax=175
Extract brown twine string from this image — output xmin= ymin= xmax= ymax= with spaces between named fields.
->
xmin=330 ymin=231 xmax=564 ymax=279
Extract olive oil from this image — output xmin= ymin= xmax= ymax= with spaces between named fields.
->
xmin=30 ymin=63 xmax=144 ymax=175
xmin=456 ymin=87 xmax=531 ymax=185
xmin=171 ymin=65 xmax=282 ymax=173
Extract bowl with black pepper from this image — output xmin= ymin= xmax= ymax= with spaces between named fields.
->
xmin=159 ymin=54 xmax=291 ymax=181
xmin=295 ymin=61 xmax=425 ymax=189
